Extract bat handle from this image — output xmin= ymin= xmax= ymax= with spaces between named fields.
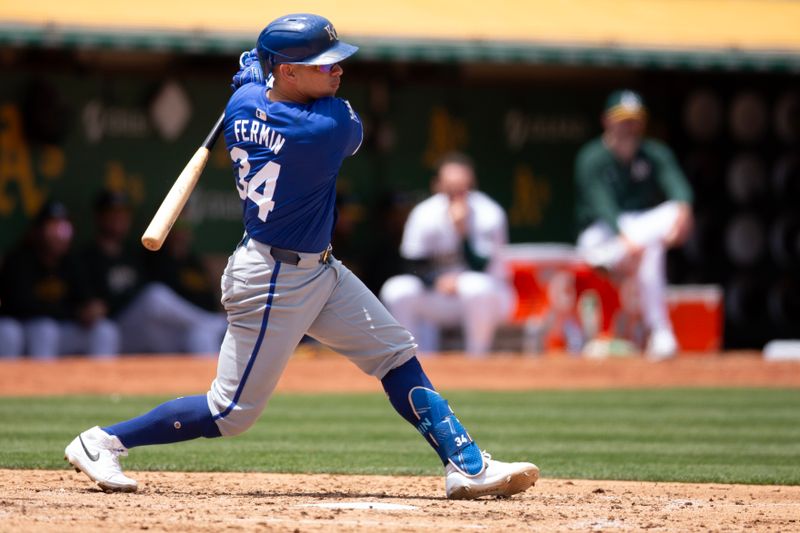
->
xmin=203 ymin=111 xmax=226 ymax=150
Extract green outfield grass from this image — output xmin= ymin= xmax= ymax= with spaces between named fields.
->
xmin=1 ymin=389 xmax=799 ymax=485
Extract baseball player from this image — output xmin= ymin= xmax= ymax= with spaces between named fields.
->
xmin=380 ymin=153 xmax=514 ymax=357
xmin=65 ymin=13 xmax=538 ymax=500
xmin=82 ymin=190 xmax=227 ymax=354
xmin=0 ymin=201 xmax=119 ymax=358
xmin=574 ymin=89 xmax=694 ymax=360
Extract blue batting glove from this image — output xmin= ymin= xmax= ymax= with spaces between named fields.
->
xmin=231 ymin=48 xmax=265 ymax=91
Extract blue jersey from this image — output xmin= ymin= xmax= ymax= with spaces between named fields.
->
xmin=223 ymin=83 xmax=363 ymax=252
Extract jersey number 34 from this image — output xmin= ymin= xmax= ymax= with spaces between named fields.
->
xmin=230 ymin=146 xmax=280 ymax=222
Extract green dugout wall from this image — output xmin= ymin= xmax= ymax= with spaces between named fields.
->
xmin=1 ymin=50 xmax=799 ymax=349
xmin=0 ymin=59 xmax=601 ymax=252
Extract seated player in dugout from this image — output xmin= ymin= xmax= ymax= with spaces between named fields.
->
xmin=573 ymin=89 xmax=694 ymax=360
xmin=380 ymin=152 xmax=514 ymax=357
xmin=64 ymin=13 xmax=538 ymax=500
xmin=82 ymin=188 xmax=227 ymax=355
xmin=143 ymin=217 xmax=222 ymax=313
xmin=0 ymin=200 xmax=119 ymax=358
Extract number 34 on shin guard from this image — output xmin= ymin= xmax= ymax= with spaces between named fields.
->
xmin=409 ymin=387 xmax=485 ymax=476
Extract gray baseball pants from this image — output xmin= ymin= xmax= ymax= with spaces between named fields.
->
xmin=207 ymin=236 xmax=417 ymax=436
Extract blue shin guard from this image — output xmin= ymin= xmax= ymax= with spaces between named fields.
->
xmin=409 ymin=386 xmax=485 ymax=476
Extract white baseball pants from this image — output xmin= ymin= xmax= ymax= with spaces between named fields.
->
xmin=117 ymin=283 xmax=228 ymax=354
xmin=577 ymin=201 xmax=682 ymax=334
xmin=0 ymin=316 xmax=118 ymax=359
xmin=379 ymin=271 xmax=513 ymax=357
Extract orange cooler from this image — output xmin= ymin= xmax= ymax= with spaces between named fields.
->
xmin=666 ymin=285 xmax=723 ymax=352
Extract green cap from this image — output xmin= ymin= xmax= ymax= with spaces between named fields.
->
xmin=603 ymin=89 xmax=647 ymax=122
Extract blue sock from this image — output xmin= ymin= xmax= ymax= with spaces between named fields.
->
xmin=381 ymin=357 xmax=434 ymax=426
xmin=103 ymin=395 xmax=222 ymax=449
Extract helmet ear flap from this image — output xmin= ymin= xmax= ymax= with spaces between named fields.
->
xmin=258 ymin=54 xmax=272 ymax=77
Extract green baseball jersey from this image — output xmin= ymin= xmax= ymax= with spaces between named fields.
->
xmin=574 ymin=137 xmax=693 ymax=235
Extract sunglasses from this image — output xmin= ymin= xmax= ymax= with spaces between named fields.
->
xmin=315 ymin=63 xmax=338 ymax=73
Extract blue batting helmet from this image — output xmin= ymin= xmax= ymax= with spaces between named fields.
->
xmin=256 ymin=13 xmax=358 ymax=73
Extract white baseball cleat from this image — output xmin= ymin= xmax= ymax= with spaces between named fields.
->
xmin=64 ymin=426 xmax=138 ymax=492
xmin=646 ymin=328 xmax=678 ymax=361
xmin=445 ymin=451 xmax=539 ymax=500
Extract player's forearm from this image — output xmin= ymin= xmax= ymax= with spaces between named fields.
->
xmin=664 ymin=202 xmax=694 ymax=247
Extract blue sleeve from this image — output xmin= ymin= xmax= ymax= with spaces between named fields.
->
xmin=334 ymin=98 xmax=363 ymax=156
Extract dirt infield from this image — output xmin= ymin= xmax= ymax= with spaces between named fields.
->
xmin=2 ymin=350 xmax=799 ymax=396
xmin=3 ymin=469 xmax=800 ymax=532
xmin=2 ymin=352 xmax=799 ymax=532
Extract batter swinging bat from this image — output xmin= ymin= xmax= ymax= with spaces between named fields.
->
xmin=141 ymin=111 xmax=226 ymax=251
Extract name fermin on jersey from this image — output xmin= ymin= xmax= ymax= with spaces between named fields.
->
xmin=231 ymin=119 xmax=286 ymax=154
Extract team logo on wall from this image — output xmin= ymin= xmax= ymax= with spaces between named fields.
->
xmin=504 ymin=110 xmax=589 ymax=150
xmin=150 ymin=81 xmax=192 ymax=141
xmin=81 ymin=81 xmax=191 ymax=143
xmin=82 ymin=101 xmax=149 ymax=143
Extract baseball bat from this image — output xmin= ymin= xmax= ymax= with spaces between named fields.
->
xmin=141 ymin=111 xmax=225 ymax=251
